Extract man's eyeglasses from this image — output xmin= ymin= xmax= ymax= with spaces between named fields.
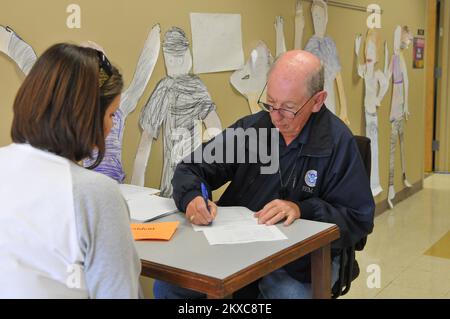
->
xmin=96 ymin=50 xmax=113 ymax=88
xmin=257 ymin=82 xmax=317 ymax=119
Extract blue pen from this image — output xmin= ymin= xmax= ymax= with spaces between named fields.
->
xmin=201 ymin=182 xmax=212 ymax=224
xmin=201 ymin=182 xmax=210 ymax=212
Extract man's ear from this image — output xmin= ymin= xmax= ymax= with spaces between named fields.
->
xmin=312 ymin=91 xmax=327 ymax=112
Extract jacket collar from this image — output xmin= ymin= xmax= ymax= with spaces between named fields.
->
xmin=301 ymin=105 xmax=333 ymax=157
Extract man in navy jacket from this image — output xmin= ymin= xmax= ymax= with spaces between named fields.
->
xmin=154 ymin=50 xmax=375 ymax=299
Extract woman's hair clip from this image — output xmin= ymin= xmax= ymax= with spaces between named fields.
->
xmin=96 ymin=50 xmax=112 ymax=87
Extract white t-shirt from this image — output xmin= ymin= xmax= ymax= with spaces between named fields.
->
xmin=0 ymin=144 xmax=141 ymax=298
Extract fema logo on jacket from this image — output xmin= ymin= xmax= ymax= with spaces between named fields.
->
xmin=302 ymin=170 xmax=318 ymax=194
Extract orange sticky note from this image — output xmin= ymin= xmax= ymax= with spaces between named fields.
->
xmin=130 ymin=221 xmax=180 ymax=241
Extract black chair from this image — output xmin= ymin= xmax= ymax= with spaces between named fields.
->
xmin=233 ymin=135 xmax=372 ymax=299
xmin=331 ymin=135 xmax=371 ymax=298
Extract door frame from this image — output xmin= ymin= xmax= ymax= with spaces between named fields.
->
xmin=425 ymin=0 xmax=438 ymax=173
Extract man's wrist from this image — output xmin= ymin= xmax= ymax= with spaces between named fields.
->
xmin=180 ymin=190 xmax=202 ymax=213
xmin=292 ymin=199 xmax=315 ymax=220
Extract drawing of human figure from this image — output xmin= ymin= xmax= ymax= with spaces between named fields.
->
xmin=295 ymin=0 xmax=305 ymax=49
xmin=274 ymin=15 xmax=287 ymax=58
xmin=131 ymin=27 xmax=222 ymax=198
xmin=385 ymin=25 xmax=413 ymax=208
xmin=305 ymin=0 xmax=349 ymax=124
xmin=355 ymin=28 xmax=389 ymax=197
xmin=0 ymin=25 xmax=36 ymax=74
xmin=230 ymin=41 xmax=273 ymax=114
xmin=231 ymin=1 xmax=304 ymax=115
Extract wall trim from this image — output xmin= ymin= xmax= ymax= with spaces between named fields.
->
xmin=375 ymin=180 xmax=424 ymax=216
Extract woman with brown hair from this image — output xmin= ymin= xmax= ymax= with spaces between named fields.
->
xmin=0 ymin=43 xmax=141 ymax=298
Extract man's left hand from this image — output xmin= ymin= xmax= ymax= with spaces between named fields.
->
xmin=254 ymin=199 xmax=301 ymax=226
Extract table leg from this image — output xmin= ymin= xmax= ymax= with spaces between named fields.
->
xmin=311 ymin=243 xmax=331 ymax=299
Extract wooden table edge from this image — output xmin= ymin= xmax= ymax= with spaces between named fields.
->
xmin=140 ymin=224 xmax=340 ymax=298
xmin=221 ymin=224 xmax=340 ymax=296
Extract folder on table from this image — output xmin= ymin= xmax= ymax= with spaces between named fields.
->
xmin=131 ymin=221 xmax=180 ymax=241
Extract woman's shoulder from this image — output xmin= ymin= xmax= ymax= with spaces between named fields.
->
xmin=69 ymin=163 xmax=123 ymax=204
xmin=69 ymin=163 xmax=130 ymax=233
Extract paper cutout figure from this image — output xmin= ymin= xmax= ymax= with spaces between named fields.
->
xmin=84 ymin=24 xmax=161 ymax=182
xmin=0 ymin=25 xmax=9 ymax=52
xmin=230 ymin=41 xmax=273 ymax=114
xmin=0 ymin=25 xmax=37 ymax=75
xmin=0 ymin=24 xmax=161 ymax=183
xmin=304 ymin=0 xmax=349 ymax=124
xmin=385 ymin=26 xmax=413 ymax=209
xmin=275 ymin=16 xmax=287 ymax=57
xmin=132 ymin=27 xmax=222 ymax=198
xmin=294 ymin=1 xmax=305 ymax=49
xmin=355 ymin=29 xmax=389 ymax=197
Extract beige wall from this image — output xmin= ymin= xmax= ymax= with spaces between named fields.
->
xmin=0 ymin=0 xmax=427 ymax=203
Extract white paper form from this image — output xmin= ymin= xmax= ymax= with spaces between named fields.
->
xmin=127 ymin=195 xmax=178 ymax=222
xmin=203 ymin=225 xmax=288 ymax=245
xmin=192 ymin=206 xmax=257 ymax=232
xmin=190 ymin=13 xmax=244 ymax=74
xmin=119 ymin=184 xmax=160 ymax=201
xmin=193 ymin=206 xmax=288 ymax=245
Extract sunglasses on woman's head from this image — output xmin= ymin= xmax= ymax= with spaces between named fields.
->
xmin=96 ymin=50 xmax=113 ymax=88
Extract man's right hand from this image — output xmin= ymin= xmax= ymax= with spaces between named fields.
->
xmin=185 ymin=196 xmax=217 ymax=225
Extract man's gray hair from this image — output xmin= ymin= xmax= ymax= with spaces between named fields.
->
xmin=307 ymin=63 xmax=324 ymax=96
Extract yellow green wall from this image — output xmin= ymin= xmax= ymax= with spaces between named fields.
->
xmin=0 ymin=0 xmax=428 ymax=297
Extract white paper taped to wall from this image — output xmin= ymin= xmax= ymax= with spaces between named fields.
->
xmin=190 ymin=12 xmax=244 ymax=74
